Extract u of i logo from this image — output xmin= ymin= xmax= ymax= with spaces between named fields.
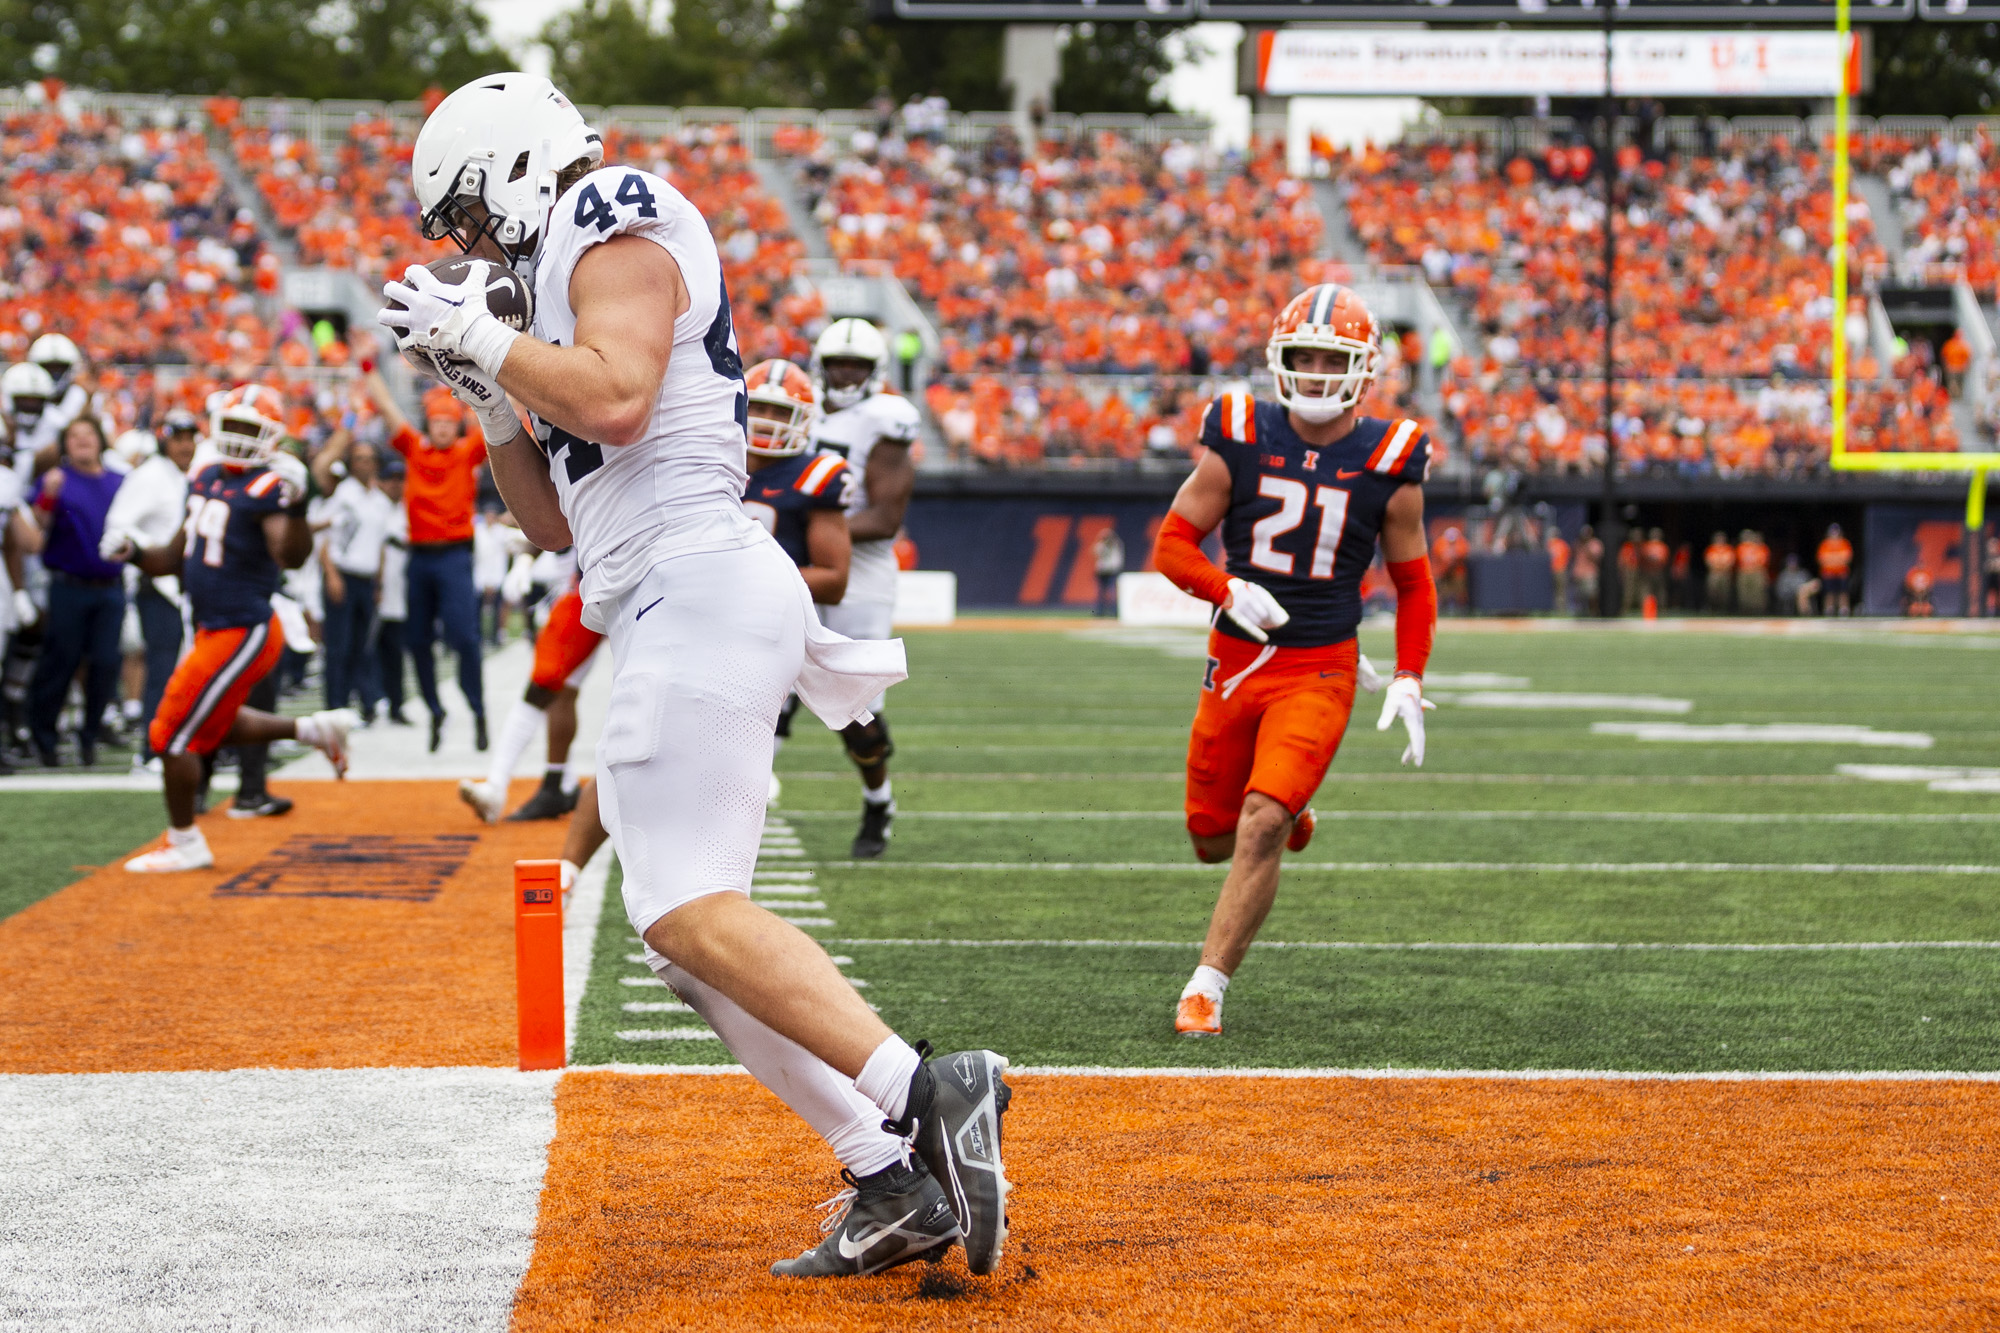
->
xmin=1303 ymin=450 xmax=1320 ymax=471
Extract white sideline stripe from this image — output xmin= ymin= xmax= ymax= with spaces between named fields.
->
xmin=561 ymin=1062 xmax=2000 ymax=1082
xmin=782 ymin=809 xmax=2000 ymax=825
xmin=1446 ymin=692 xmax=1692 ymax=713
xmin=563 ymin=841 xmax=614 ymax=1062
xmin=1594 ymin=722 xmax=1934 ymax=749
xmin=1839 ymin=763 xmax=2000 ymax=783
xmin=1933 ymin=778 xmax=2000 ymax=794
xmin=825 ymin=937 xmax=2000 ymax=952
xmin=0 ymin=772 xmax=240 ymax=794
xmin=814 ymin=860 xmax=2000 ymax=875
xmin=0 ymin=1068 xmax=555 ymax=1332
xmin=621 ymin=1001 xmax=692 ymax=1013
xmin=616 ymin=1029 xmax=722 ymax=1042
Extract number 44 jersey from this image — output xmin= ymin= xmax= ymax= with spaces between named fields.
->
xmin=530 ymin=165 xmax=753 ymax=630
xmin=1203 ymin=391 xmax=1432 ymax=650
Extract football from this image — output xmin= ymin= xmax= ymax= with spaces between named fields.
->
xmin=385 ymin=256 xmax=533 ymax=332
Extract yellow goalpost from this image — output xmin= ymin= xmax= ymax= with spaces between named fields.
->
xmin=1829 ymin=0 xmax=1995 ymax=532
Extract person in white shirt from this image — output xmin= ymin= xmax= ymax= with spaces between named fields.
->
xmin=99 ymin=408 xmax=201 ymax=760
xmin=375 ymin=460 xmax=412 ymax=725
xmin=319 ymin=441 xmax=395 ymax=722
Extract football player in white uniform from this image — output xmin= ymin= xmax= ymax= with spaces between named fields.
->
xmin=380 ymin=74 xmax=1012 ymax=1279
xmin=809 ymin=319 xmax=917 ymax=858
xmin=28 ymin=334 xmax=89 ymax=435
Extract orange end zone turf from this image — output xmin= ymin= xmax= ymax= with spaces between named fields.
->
xmin=514 ymin=1072 xmax=2000 ymax=1331
xmin=0 ymin=780 xmax=555 ymax=1073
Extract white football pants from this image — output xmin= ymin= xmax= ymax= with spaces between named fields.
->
xmin=598 ymin=536 xmax=906 ymax=1178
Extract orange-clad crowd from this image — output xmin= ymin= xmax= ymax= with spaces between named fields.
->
xmin=1336 ymin=132 xmax=1973 ymax=475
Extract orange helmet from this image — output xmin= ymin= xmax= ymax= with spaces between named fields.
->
xmin=1266 ymin=283 xmax=1382 ymax=421
xmin=744 ymin=358 xmax=819 ymax=458
xmin=206 ymin=383 xmax=287 ymax=466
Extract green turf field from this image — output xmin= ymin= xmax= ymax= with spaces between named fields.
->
xmin=579 ymin=621 xmax=2000 ymax=1073
xmin=0 ymin=791 xmax=166 ymax=922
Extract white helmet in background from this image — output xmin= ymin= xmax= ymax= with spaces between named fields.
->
xmin=743 ymin=359 xmax=820 ymax=458
xmin=113 ymin=429 xmax=158 ymax=467
xmin=207 ymin=384 xmax=288 ymax=467
xmin=411 ymin=73 xmax=603 ymax=279
xmin=29 ymin=333 xmax=81 ymax=393
xmin=1 ymin=361 xmax=55 ymax=427
xmin=812 ymin=318 xmax=889 ymax=411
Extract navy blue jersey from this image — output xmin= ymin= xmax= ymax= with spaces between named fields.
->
xmin=743 ymin=451 xmax=853 ymax=567
xmin=1201 ymin=392 xmax=1430 ymax=649
xmin=181 ymin=460 xmax=287 ymax=630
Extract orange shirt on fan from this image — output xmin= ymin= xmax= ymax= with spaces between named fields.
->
xmin=1818 ymin=537 xmax=1853 ymax=577
xmin=390 ymin=423 xmax=487 ymax=545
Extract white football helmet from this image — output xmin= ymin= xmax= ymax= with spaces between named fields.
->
xmin=411 ymin=73 xmax=603 ymax=280
xmin=1 ymin=362 xmax=55 ymax=427
xmin=812 ymin=318 xmax=889 ymax=411
xmin=29 ymin=333 xmax=80 ymax=392
xmin=113 ymin=429 xmax=158 ymax=466
xmin=743 ymin=359 xmax=820 ymax=458
xmin=207 ymin=384 xmax=288 ymax=467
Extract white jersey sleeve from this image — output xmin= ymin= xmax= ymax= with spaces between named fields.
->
xmin=809 ymin=389 xmax=919 ymax=608
xmin=529 ymin=166 xmax=755 ymax=623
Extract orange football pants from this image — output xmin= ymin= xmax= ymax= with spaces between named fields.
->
xmin=1185 ymin=630 xmax=1358 ymax=838
xmin=149 ymin=614 xmax=286 ymax=757
xmin=530 ymin=588 xmax=603 ymax=692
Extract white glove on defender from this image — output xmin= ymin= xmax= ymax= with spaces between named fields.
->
xmin=98 ymin=526 xmax=135 ymax=563
xmin=1376 ymin=674 xmax=1437 ymax=767
xmin=378 ymin=262 xmax=520 ymax=379
xmin=266 ymin=452 xmax=308 ymax=509
xmin=1222 ymin=577 xmax=1289 ymax=644
xmin=500 ymin=553 xmax=536 ymax=605
xmin=12 ymin=588 xmax=39 ymax=629
xmin=1356 ymin=653 xmax=1388 ymax=693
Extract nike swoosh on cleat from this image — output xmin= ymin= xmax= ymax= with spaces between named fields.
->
xmin=635 ymin=597 xmax=664 ymax=620
xmin=1337 ymin=469 xmax=1362 ymax=479
xmin=837 ymin=1208 xmax=922 ymax=1260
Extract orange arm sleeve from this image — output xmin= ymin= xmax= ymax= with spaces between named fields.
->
xmin=1386 ymin=556 xmax=1436 ymax=678
xmin=1152 ymin=511 xmax=1232 ymax=607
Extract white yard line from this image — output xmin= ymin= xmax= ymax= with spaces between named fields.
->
xmin=781 ymin=809 xmax=2000 ymax=824
xmin=0 ymin=1067 xmax=556 ymax=1333
xmin=811 ymin=860 xmax=2000 ymax=875
xmin=564 ymin=1062 xmax=2000 ymax=1081
xmin=825 ymin=937 xmax=2000 ymax=952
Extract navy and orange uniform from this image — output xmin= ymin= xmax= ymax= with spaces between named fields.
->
xmin=148 ymin=460 xmax=293 ymax=757
xmin=1179 ymin=392 xmax=1431 ymax=836
xmin=742 ymin=451 xmax=853 ymax=568
xmin=1203 ymin=392 xmax=1431 ymax=649
xmin=530 ymin=575 xmax=604 ymax=694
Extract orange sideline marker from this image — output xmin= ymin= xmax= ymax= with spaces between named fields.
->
xmin=515 ymin=859 xmax=565 ymax=1071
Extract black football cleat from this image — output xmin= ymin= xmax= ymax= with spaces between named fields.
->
xmin=427 ymin=713 xmax=443 ymax=754
xmin=770 ymin=1159 xmax=960 ymax=1277
xmin=506 ymin=778 xmax=578 ymax=822
xmin=474 ymin=713 xmax=489 ymax=752
xmin=228 ymin=793 xmax=295 ymax=820
xmin=888 ymin=1044 xmax=1012 ymax=1276
xmin=851 ymin=798 xmax=894 ymax=859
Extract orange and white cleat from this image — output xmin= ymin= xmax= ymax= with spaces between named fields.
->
xmin=125 ymin=829 xmax=215 ymax=874
xmin=302 ymin=708 xmax=359 ymax=779
xmin=1286 ymin=806 xmax=1316 ymax=853
xmin=1175 ymin=991 xmax=1223 ymax=1037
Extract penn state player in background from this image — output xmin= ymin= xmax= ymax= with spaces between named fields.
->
xmin=1152 ymin=284 xmax=1438 ymax=1037
xmin=380 ymin=74 xmax=1012 ymax=1278
xmin=808 ymin=319 xmax=917 ymax=858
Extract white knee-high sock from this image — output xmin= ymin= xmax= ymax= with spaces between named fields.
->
xmin=654 ymin=960 xmax=907 ymax=1178
xmin=485 ymin=698 xmax=547 ymax=791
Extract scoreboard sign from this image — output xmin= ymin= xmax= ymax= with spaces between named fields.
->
xmin=1207 ymin=0 xmax=1911 ymax=19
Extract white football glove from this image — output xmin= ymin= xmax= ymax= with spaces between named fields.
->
xmin=266 ymin=451 xmax=309 ymax=509
xmin=501 ymin=553 xmax=536 ymax=605
xmin=1356 ymin=653 xmax=1388 ymax=693
xmin=12 ymin=588 xmax=38 ymax=629
xmin=378 ymin=262 xmax=520 ymax=379
xmin=1222 ymin=577 xmax=1289 ymax=644
xmin=98 ymin=526 xmax=135 ymax=563
xmin=1376 ymin=674 xmax=1438 ymax=767
xmin=423 ymin=351 xmax=524 ymax=445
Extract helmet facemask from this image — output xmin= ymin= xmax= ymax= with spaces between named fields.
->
xmin=1269 ymin=339 xmax=1380 ymax=424
xmin=817 ymin=357 xmax=877 ymax=412
xmin=746 ymin=400 xmax=814 ymax=457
